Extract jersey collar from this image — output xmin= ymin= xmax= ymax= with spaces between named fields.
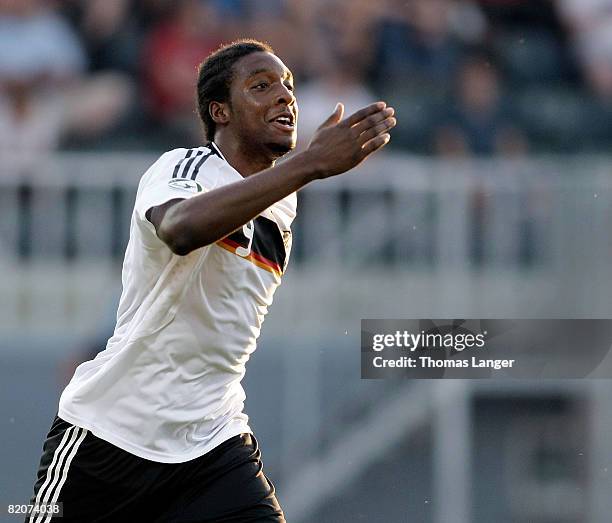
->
xmin=209 ymin=141 xmax=297 ymax=227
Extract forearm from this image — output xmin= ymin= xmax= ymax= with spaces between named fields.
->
xmin=159 ymin=151 xmax=319 ymax=255
xmin=156 ymin=101 xmax=395 ymax=255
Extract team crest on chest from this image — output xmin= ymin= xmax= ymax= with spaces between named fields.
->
xmin=168 ymin=178 xmax=203 ymax=193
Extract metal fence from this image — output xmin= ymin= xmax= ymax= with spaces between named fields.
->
xmin=2 ymin=152 xmax=611 ymax=268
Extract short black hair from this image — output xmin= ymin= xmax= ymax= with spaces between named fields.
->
xmin=196 ymin=39 xmax=274 ymax=142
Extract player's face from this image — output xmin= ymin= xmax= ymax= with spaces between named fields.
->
xmin=228 ymin=52 xmax=298 ymax=156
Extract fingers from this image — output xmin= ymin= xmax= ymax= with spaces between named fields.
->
xmin=317 ymin=103 xmax=345 ymax=130
xmin=361 ymin=133 xmax=391 ymax=157
xmin=336 ymin=103 xmax=345 ymax=122
xmin=357 ymin=115 xmax=397 ymax=145
xmin=351 ymin=106 xmax=394 ymax=136
xmin=347 ymin=102 xmax=395 ymax=159
xmin=344 ymin=101 xmax=387 ymax=127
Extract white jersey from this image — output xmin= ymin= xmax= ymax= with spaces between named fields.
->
xmin=59 ymin=143 xmax=296 ymax=463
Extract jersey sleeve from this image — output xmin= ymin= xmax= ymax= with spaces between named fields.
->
xmin=134 ymin=148 xmax=218 ymax=234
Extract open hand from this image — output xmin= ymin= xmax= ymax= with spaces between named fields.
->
xmin=306 ymin=101 xmax=396 ymax=180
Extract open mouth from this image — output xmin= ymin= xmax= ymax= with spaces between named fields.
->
xmin=269 ymin=114 xmax=295 ymax=132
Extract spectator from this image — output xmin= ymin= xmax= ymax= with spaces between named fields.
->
xmin=69 ymin=0 xmax=141 ymax=75
xmin=205 ymin=0 xmax=260 ymax=46
xmin=0 ymin=0 xmax=81 ymax=155
xmin=0 ymin=79 xmax=65 ymax=155
xmin=244 ymin=0 xmax=305 ymax=80
xmin=0 ymin=0 xmax=132 ymax=155
xmin=0 ymin=0 xmax=86 ymax=81
xmin=371 ymin=0 xmax=483 ymax=92
xmin=433 ymin=56 xmax=527 ymax=156
xmin=141 ymin=0 xmax=225 ymax=144
xmin=241 ymin=0 xmax=383 ymax=85
xmin=557 ymin=0 xmax=612 ymax=100
xmin=295 ymin=50 xmax=377 ymax=149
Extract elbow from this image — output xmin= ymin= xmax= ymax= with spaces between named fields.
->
xmin=157 ymin=214 xmax=195 ymax=256
xmin=159 ymin=226 xmax=193 ymax=256
xmin=167 ymin=238 xmax=193 ymax=256
xmin=157 ymin=210 xmax=216 ymax=256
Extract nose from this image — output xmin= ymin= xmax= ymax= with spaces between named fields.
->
xmin=276 ymin=83 xmax=295 ymax=106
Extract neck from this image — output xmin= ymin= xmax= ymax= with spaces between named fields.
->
xmin=212 ymin=135 xmax=275 ymax=177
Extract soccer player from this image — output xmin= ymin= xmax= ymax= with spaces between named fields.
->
xmin=26 ymin=39 xmax=396 ymax=522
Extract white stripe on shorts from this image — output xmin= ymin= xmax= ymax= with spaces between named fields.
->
xmin=29 ymin=427 xmax=77 ymax=523
xmin=29 ymin=425 xmax=87 ymax=523
xmin=41 ymin=427 xmax=87 ymax=523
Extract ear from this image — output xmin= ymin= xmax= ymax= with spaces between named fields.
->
xmin=209 ymin=101 xmax=230 ymax=125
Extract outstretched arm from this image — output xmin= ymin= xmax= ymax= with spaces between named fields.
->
xmin=148 ymin=101 xmax=396 ymax=255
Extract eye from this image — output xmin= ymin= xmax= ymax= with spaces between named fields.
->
xmin=252 ymin=82 xmax=269 ymax=90
xmin=285 ymin=83 xmax=295 ymax=92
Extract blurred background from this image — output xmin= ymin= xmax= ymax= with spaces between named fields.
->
xmin=2 ymin=0 xmax=612 ymax=521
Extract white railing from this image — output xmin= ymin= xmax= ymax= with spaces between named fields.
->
xmin=3 ymin=152 xmax=612 ymax=267
xmin=2 ymin=152 xmax=612 ymax=336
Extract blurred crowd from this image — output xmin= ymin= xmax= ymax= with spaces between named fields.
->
xmin=1 ymin=0 xmax=612 ymax=157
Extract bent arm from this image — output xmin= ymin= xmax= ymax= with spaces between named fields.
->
xmin=147 ymin=152 xmax=317 ymax=256
xmin=148 ymin=101 xmax=396 ymax=256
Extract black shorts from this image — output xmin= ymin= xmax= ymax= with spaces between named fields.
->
xmin=26 ymin=416 xmax=285 ymax=522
